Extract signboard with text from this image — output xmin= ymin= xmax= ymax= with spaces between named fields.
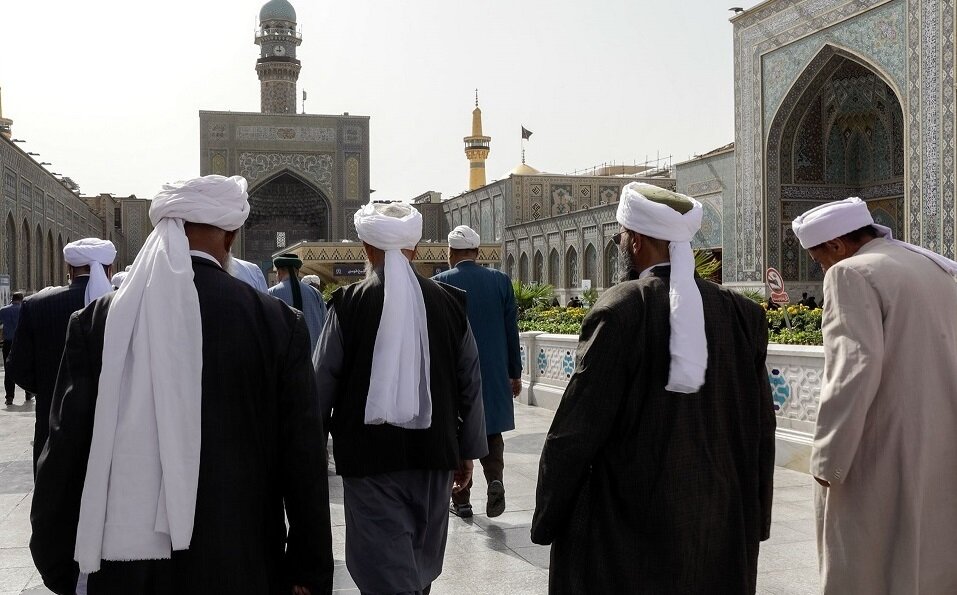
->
xmin=333 ymin=264 xmax=365 ymax=277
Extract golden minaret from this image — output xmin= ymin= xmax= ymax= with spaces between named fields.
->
xmin=464 ymin=90 xmax=491 ymax=190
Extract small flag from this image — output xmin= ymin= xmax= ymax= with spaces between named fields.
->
xmin=303 ymin=90 xmax=308 ymax=101
xmin=521 ymin=126 xmax=533 ymax=140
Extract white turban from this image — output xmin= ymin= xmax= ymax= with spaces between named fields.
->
xmin=792 ymin=197 xmax=957 ymax=276
xmin=617 ymin=182 xmax=707 ymax=394
xmin=76 ymin=175 xmax=249 ymax=573
xmin=354 ymin=202 xmax=431 ymax=429
xmin=63 ymin=238 xmax=116 ymax=306
xmin=448 ymin=225 xmax=481 ymax=249
xmin=110 ymin=271 xmax=127 ymax=288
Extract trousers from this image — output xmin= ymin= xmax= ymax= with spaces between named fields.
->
xmin=451 ymin=433 xmax=504 ymax=505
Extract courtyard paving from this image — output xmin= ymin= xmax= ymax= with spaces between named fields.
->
xmin=0 ymin=374 xmax=819 ymax=594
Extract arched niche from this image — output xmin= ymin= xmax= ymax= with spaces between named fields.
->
xmin=766 ymin=45 xmax=905 ymax=283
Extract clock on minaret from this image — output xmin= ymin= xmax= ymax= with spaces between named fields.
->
xmin=254 ymin=0 xmax=303 ymax=114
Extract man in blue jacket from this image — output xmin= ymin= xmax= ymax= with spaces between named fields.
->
xmin=434 ymin=225 xmax=522 ymax=518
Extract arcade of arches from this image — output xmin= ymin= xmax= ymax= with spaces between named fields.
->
xmin=769 ymin=52 xmax=905 ymax=284
xmin=243 ymin=171 xmax=330 ymax=275
xmin=2 ymin=214 xmax=70 ymax=291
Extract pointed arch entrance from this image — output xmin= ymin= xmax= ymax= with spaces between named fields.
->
xmin=766 ymin=45 xmax=905 ymax=283
xmin=245 ymin=170 xmax=331 ymax=276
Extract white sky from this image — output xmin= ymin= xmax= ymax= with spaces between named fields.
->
xmin=1 ymin=0 xmax=748 ymax=201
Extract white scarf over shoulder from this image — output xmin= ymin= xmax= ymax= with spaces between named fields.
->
xmin=75 ymin=175 xmax=249 ymax=573
xmin=792 ymin=197 xmax=957 ymax=276
xmin=617 ymin=182 xmax=707 ymax=394
xmin=63 ymin=238 xmax=117 ymax=305
xmin=354 ymin=202 xmax=432 ymax=429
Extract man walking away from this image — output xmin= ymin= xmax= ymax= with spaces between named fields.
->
xmin=531 ymin=183 xmax=775 ymax=594
xmin=314 ymin=201 xmax=487 ymax=595
xmin=434 ymin=225 xmax=521 ymax=518
xmin=0 ymin=292 xmax=24 ymax=405
xmin=6 ymin=238 xmax=116 ymax=472
xmin=29 ymin=175 xmax=333 ymax=595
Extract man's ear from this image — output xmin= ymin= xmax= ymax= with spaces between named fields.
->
xmin=630 ymin=232 xmax=642 ymax=256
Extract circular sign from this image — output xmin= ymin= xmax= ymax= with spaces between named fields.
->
xmin=766 ymin=268 xmax=785 ymax=293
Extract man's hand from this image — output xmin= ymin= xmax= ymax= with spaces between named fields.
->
xmin=292 ymin=586 xmax=311 ymax=595
xmin=452 ymin=459 xmax=474 ymax=494
xmin=510 ymin=378 xmax=522 ymax=398
xmin=814 ymin=476 xmax=830 ymax=488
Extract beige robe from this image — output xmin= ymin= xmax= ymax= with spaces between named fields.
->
xmin=813 ymin=238 xmax=957 ymax=594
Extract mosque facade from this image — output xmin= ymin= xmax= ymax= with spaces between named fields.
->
xmin=728 ymin=0 xmax=954 ymax=294
xmin=199 ymin=0 xmax=371 ymax=276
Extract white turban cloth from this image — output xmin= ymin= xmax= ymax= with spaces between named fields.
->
xmin=75 ymin=175 xmax=249 ymax=573
xmin=354 ymin=202 xmax=431 ymax=429
xmin=110 ymin=271 xmax=127 ymax=288
xmin=617 ymin=182 xmax=707 ymax=394
xmin=63 ymin=238 xmax=117 ymax=305
xmin=448 ymin=225 xmax=481 ymax=250
xmin=792 ymin=197 xmax=957 ymax=276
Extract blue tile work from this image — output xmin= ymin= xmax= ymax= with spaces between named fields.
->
xmin=768 ymin=368 xmax=790 ymax=412
xmin=561 ymin=351 xmax=575 ymax=379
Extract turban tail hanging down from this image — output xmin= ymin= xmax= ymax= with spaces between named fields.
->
xmin=75 ymin=175 xmax=250 ymax=574
xmin=274 ymin=253 xmax=304 ymax=310
xmin=792 ymin=197 xmax=957 ymax=276
xmin=616 ymin=182 xmax=707 ymax=394
xmin=354 ymin=202 xmax=432 ymax=429
xmin=448 ymin=225 xmax=481 ymax=250
xmin=63 ymin=238 xmax=117 ymax=305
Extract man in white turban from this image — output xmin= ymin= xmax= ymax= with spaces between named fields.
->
xmin=314 ymin=201 xmax=487 ymax=594
xmin=30 ymin=175 xmax=333 ymax=595
xmin=434 ymin=225 xmax=522 ymax=519
xmin=532 ymin=182 xmax=775 ymax=594
xmin=6 ymin=237 xmax=116 ymax=474
xmin=791 ymin=197 xmax=957 ymax=595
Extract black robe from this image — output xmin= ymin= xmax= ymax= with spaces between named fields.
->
xmin=30 ymin=258 xmax=333 ymax=595
xmin=531 ymin=268 xmax=775 ymax=594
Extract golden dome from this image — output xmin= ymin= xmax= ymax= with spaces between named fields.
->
xmin=510 ymin=163 xmax=540 ymax=176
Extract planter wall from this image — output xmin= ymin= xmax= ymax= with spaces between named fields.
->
xmin=518 ymin=332 xmax=823 ymax=473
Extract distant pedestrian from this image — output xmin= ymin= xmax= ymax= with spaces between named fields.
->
xmin=30 ymin=175 xmax=332 ymax=595
xmin=567 ymin=296 xmax=583 ymax=308
xmin=805 ymin=295 xmax=818 ymax=309
xmin=314 ymin=201 xmax=487 ymax=594
xmin=6 ymin=238 xmax=116 ymax=472
xmin=0 ymin=292 xmax=25 ymax=405
xmin=792 ymin=197 xmax=957 ymax=594
xmin=531 ymin=183 xmax=775 ymax=594
xmin=270 ymin=253 xmax=327 ymax=354
xmin=434 ymin=225 xmax=522 ymax=519
xmin=799 ymin=291 xmax=810 ymax=306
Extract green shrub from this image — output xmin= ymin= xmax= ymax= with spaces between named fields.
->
xmin=581 ymin=287 xmax=600 ymax=307
xmin=516 ymin=300 xmax=825 ymax=346
xmin=766 ymin=304 xmax=823 ymax=345
xmin=518 ymin=307 xmax=588 ymax=335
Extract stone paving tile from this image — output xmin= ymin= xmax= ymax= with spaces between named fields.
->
xmin=0 ymin=370 xmax=818 ymax=594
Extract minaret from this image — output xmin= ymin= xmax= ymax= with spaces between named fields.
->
xmin=255 ymin=0 xmax=303 ymax=114
xmin=464 ymin=90 xmax=491 ymax=190
xmin=0 ymin=88 xmax=12 ymax=140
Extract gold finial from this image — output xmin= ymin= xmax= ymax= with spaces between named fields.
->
xmin=475 ymin=88 xmax=479 ymax=107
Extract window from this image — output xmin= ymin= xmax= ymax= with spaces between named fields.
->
xmin=276 ymin=231 xmax=286 ymax=248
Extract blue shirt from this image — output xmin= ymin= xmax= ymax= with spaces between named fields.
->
xmin=269 ymin=279 xmax=327 ymax=354
xmin=0 ymin=302 xmax=21 ymax=342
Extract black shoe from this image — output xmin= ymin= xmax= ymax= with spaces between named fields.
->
xmin=24 ymin=394 xmax=33 ymax=402
xmin=487 ymin=480 xmax=506 ymax=518
xmin=449 ymin=502 xmax=473 ymax=518
xmin=4 ymin=398 xmax=11 ymax=406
